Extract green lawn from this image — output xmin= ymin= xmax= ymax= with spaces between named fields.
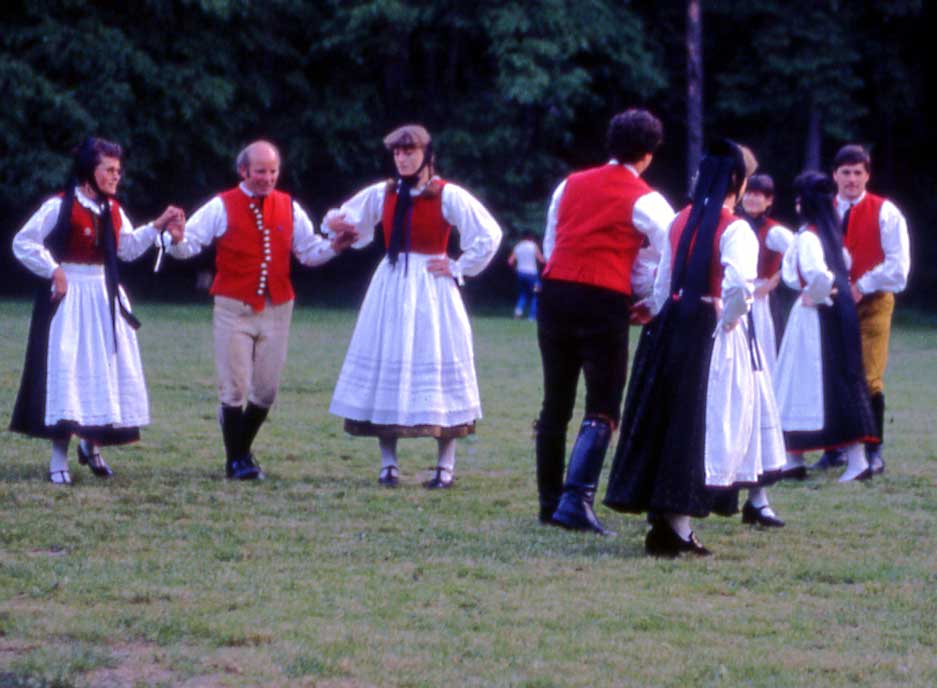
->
xmin=1 ymin=299 xmax=936 ymax=687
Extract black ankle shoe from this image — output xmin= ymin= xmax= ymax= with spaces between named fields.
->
xmin=552 ymin=489 xmax=613 ymax=535
xmin=741 ymin=500 xmax=785 ymax=528
xmin=422 ymin=467 xmax=453 ymax=489
xmin=227 ymin=456 xmax=261 ymax=481
xmin=77 ymin=442 xmax=113 ymax=478
xmin=241 ymin=453 xmax=266 ymax=480
xmin=645 ymin=523 xmax=711 ymax=558
xmin=379 ymin=466 xmax=399 ymax=487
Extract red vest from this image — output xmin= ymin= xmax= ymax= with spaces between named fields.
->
xmin=60 ymin=195 xmax=124 ymax=264
xmin=213 ymin=187 xmax=295 ymax=311
xmin=843 ymin=192 xmax=885 ymax=283
xmin=755 ymin=216 xmax=783 ymax=279
xmin=543 ymin=164 xmax=651 ymax=295
xmin=668 ymin=205 xmax=737 ymax=298
xmin=381 ymin=179 xmax=452 ymax=254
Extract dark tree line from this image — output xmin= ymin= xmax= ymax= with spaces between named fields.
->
xmin=2 ymin=0 xmax=934 ymax=307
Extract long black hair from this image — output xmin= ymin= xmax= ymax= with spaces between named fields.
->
xmin=670 ymin=139 xmax=750 ymax=305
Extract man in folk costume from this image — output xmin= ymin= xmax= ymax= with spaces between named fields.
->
xmin=325 ymin=124 xmax=502 ymax=489
xmin=738 ymin=173 xmax=793 ymax=376
xmin=811 ymin=145 xmax=910 ymax=474
xmin=162 ymin=140 xmax=357 ymax=480
xmin=10 ymin=137 xmax=183 ymax=484
xmin=604 ymin=141 xmax=788 ymax=557
xmin=535 ymin=109 xmax=675 ymax=533
xmin=773 ymin=172 xmax=877 ymax=483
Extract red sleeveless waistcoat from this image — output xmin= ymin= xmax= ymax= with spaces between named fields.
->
xmin=756 ymin=216 xmax=783 ymax=279
xmin=543 ymin=164 xmax=651 ymax=295
xmin=381 ymin=179 xmax=451 ymax=254
xmin=59 ymin=195 xmax=124 ymax=264
xmin=843 ymin=192 xmax=885 ymax=283
xmin=212 ymin=187 xmax=295 ymax=312
xmin=668 ymin=205 xmax=737 ymax=298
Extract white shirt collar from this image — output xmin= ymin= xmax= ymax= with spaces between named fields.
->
xmin=74 ymin=186 xmax=109 ymax=214
xmin=239 ymin=182 xmax=259 ymax=197
xmin=836 ymin=191 xmax=865 ymax=210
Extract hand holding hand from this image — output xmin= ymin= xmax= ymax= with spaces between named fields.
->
xmin=155 ymin=205 xmax=184 ymax=232
xmin=51 ymin=267 xmax=67 ymax=302
xmin=326 ymin=213 xmax=356 ymax=236
xmin=167 ymin=216 xmax=185 ymax=245
xmin=426 ymin=257 xmax=453 ymax=277
xmin=330 ymin=226 xmax=359 ymax=252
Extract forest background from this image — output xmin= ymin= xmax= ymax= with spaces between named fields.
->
xmin=1 ymin=0 xmax=934 ymax=308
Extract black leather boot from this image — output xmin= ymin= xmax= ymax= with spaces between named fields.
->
xmin=552 ymin=418 xmax=613 ymax=535
xmin=220 ymin=405 xmax=245 ymax=478
xmin=867 ymin=393 xmax=885 ymax=474
xmin=534 ymin=422 xmax=565 ymax=525
xmin=221 ymin=405 xmax=260 ymax=480
xmin=240 ymin=402 xmax=270 ymax=480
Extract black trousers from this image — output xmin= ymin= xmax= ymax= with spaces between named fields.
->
xmin=536 ymin=280 xmax=631 ymax=434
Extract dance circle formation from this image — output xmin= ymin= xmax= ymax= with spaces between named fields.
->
xmin=9 ymin=111 xmax=910 ymax=558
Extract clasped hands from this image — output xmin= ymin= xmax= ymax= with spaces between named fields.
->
xmin=154 ymin=206 xmax=186 ymax=245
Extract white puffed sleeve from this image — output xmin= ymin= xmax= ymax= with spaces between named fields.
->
xmin=441 ymin=183 xmax=503 ymax=281
xmin=321 ymin=181 xmax=387 ymax=250
xmin=116 ymin=206 xmax=159 ymax=262
xmin=12 ymin=197 xmax=62 ymax=279
xmin=719 ymin=220 xmax=758 ymax=327
xmin=798 ymin=231 xmax=835 ymax=305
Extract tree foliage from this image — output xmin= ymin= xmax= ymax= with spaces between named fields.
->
xmin=1 ymin=0 xmax=934 ymax=304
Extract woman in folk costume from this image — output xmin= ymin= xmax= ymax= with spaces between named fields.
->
xmin=773 ymin=172 xmax=876 ymax=483
xmin=325 ymin=124 xmax=502 ymax=489
xmin=603 ymin=140 xmax=788 ymax=557
xmin=739 ymin=174 xmax=793 ymax=377
xmin=10 ymin=137 xmax=182 ymax=484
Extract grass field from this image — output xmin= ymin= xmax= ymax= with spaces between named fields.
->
xmin=1 ymin=298 xmax=936 ymax=687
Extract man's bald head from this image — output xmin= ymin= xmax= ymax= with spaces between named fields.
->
xmin=237 ymin=140 xmax=281 ymax=196
xmin=236 ymin=140 xmax=280 ymax=173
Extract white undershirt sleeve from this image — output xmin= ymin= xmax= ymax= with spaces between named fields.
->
xmin=856 ymin=199 xmax=910 ymax=294
xmin=166 ymin=196 xmax=227 ymax=260
xmin=291 ymin=201 xmax=336 ymax=266
xmin=542 ymin=180 xmax=566 ymax=261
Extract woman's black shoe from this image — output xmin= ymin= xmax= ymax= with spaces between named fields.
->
xmin=77 ymin=442 xmax=113 ymax=478
xmin=422 ymin=467 xmax=453 ymax=489
xmin=645 ymin=523 xmax=711 ymax=558
xmin=741 ymin=500 xmax=785 ymax=528
xmin=378 ymin=466 xmax=399 ymax=487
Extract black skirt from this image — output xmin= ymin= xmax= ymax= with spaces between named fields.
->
xmin=603 ymin=298 xmax=738 ymax=519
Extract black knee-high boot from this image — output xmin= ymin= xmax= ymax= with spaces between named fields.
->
xmin=867 ymin=392 xmax=885 ymax=474
xmin=534 ymin=421 xmax=566 ymax=524
xmin=220 ymin=405 xmax=244 ymax=478
xmin=552 ymin=418 xmax=613 ymax=534
xmin=242 ymin=402 xmax=269 ymax=454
